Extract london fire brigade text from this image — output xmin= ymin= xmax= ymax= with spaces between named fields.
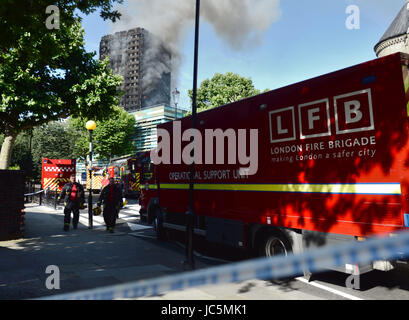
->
xmin=271 ymin=135 xmax=376 ymax=156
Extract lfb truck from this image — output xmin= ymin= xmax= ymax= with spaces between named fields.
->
xmin=142 ymin=52 xmax=409 ymax=276
xmin=107 ymin=152 xmax=150 ymax=198
xmin=41 ymin=158 xmax=76 ymax=192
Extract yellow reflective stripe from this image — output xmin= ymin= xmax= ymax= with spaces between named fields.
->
xmin=158 ymin=183 xmax=401 ymax=195
xmin=131 ymin=182 xmax=140 ymax=191
xmin=160 ymin=183 xmax=188 ymax=190
xmin=44 ymin=178 xmax=59 ymax=189
xmin=43 ymin=178 xmax=52 ymax=188
xmin=48 ymin=181 xmax=59 ymax=190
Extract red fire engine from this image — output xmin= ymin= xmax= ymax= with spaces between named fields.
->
xmin=107 ymin=152 xmax=151 ymax=197
xmin=141 ymin=53 xmax=409 ymax=275
xmin=41 ymin=158 xmax=76 ymax=191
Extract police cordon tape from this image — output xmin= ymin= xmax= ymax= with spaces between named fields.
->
xmin=24 ymin=190 xmax=44 ymax=197
xmin=40 ymin=230 xmax=409 ymax=300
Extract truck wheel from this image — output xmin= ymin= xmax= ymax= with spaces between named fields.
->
xmin=140 ymin=214 xmax=147 ymax=223
xmin=258 ymin=231 xmax=292 ymax=257
xmin=154 ymin=217 xmax=167 ymax=241
xmin=153 ymin=208 xmax=166 ymax=241
xmin=147 ymin=203 xmax=157 ymax=224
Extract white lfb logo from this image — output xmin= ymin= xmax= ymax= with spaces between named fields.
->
xmin=269 ymin=89 xmax=374 ymax=143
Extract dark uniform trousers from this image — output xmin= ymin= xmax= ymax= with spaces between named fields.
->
xmin=98 ymin=183 xmax=123 ymax=231
xmin=103 ymin=202 xmax=118 ymax=229
xmin=64 ymin=200 xmax=81 ymax=227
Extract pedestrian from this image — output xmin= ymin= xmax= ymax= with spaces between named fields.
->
xmin=97 ymin=177 xmax=123 ymax=233
xmin=58 ymin=173 xmax=85 ymax=231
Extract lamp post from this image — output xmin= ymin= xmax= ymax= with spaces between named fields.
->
xmin=172 ymin=88 xmax=180 ymax=119
xmin=85 ymin=120 xmax=96 ymax=229
xmin=184 ymin=0 xmax=200 ymax=271
xmin=28 ymin=128 xmax=33 ymax=183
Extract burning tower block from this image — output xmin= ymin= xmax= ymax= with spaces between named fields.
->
xmin=99 ymin=27 xmax=171 ymax=112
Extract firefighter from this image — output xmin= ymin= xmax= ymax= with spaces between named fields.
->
xmin=58 ymin=173 xmax=85 ymax=231
xmin=97 ymin=177 xmax=123 ymax=233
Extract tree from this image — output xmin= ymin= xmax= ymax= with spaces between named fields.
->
xmin=0 ymin=109 xmax=135 ymax=180
xmin=30 ymin=122 xmax=78 ymax=181
xmin=0 ymin=1 xmax=123 ymax=54
xmin=0 ymin=132 xmax=32 ymax=174
xmin=1 ymin=121 xmax=78 ymax=181
xmin=93 ymin=107 xmax=136 ymax=160
xmin=188 ymin=72 xmax=268 ymax=113
xmin=69 ymin=107 xmax=136 ymax=162
xmin=0 ymin=17 xmax=123 ymax=169
xmin=8 ymin=132 xmax=32 ymax=176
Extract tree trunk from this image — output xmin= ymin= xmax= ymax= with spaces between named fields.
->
xmin=0 ymin=134 xmax=17 ymax=169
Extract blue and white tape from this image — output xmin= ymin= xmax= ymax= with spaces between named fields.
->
xmin=40 ymin=230 xmax=409 ymax=300
xmin=24 ymin=190 xmax=44 ymax=197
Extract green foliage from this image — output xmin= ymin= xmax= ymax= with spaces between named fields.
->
xmin=188 ymin=72 xmax=264 ymax=113
xmin=31 ymin=122 xmax=76 ymax=163
xmin=0 ymin=20 xmax=123 ymax=136
xmin=1 ymin=122 xmax=77 ymax=180
xmin=67 ymin=118 xmax=90 ymax=162
xmin=93 ymin=108 xmax=136 ymax=160
xmin=69 ymin=107 xmax=136 ymax=161
xmin=10 ymin=131 xmax=32 ymax=176
xmin=0 ymin=2 xmax=124 ymax=168
xmin=1 ymin=132 xmax=31 ymax=175
xmin=0 ymin=0 xmax=123 ymax=54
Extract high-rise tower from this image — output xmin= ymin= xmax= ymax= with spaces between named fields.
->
xmin=99 ymin=28 xmax=171 ymax=112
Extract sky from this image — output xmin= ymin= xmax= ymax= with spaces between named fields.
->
xmin=79 ymin=0 xmax=406 ymax=111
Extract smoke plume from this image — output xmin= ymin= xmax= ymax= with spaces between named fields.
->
xmin=111 ymin=0 xmax=282 ymax=97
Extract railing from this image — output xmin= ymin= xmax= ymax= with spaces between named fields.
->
xmin=24 ymin=183 xmax=60 ymax=209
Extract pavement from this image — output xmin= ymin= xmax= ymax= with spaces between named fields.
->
xmin=0 ymin=201 xmax=326 ymax=300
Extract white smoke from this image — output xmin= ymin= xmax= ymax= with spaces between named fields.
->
xmin=111 ymin=0 xmax=282 ymax=97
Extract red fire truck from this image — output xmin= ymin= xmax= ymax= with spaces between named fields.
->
xmin=141 ymin=53 xmax=409 ymax=275
xmin=41 ymin=158 xmax=76 ymax=192
xmin=108 ymin=152 xmax=151 ymax=198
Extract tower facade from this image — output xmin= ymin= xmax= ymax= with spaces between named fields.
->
xmin=99 ymin=28 xmax=171 ymax=112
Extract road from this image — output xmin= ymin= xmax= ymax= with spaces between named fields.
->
xmin=159 ymin=220 xmax=409 ymax=301
xmin=91 ymin=197 xmax=409 ymax=300
xmin=0 ymin=197 xmax=408 ymax=300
